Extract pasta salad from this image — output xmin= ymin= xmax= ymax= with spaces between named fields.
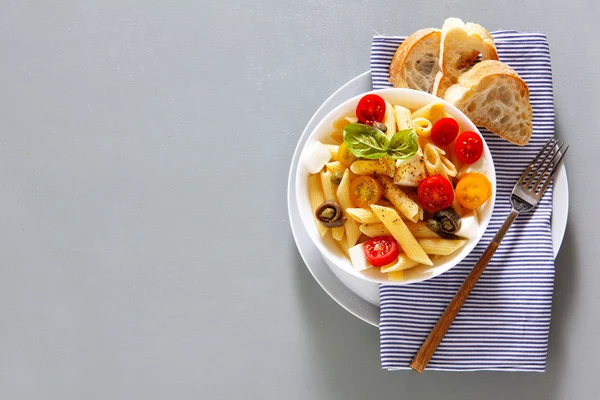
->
xmin=304 ymin=93 xmax=493 ymax=281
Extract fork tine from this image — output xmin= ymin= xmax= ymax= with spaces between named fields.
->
xmin=536 ymin=145 xmax=569 ymax=198
xmin=517 ymin=138 xmax=555 ymax=185
xmin=532 ymin=142 xmax=567 ymax=192
xmin=523 ymin=139 xmax=557 ymax=187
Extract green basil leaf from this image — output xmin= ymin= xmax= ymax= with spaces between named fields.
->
xmin=387 ymin=128 xmax=419 ymax=160
xmin=343 ymin=123 xmax=389 ymax=159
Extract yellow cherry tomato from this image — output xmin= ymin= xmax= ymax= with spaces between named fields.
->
xmin=349 ymin=176 xmax=382 ymax=208
xmin=337 ymin=142 xmax=357 ymax=167
xmin=455 ymin=173 xmax=492 ymax=209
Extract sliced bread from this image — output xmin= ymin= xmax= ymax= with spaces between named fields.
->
xmin=389 ymin=28 xmax=441 ymax=93
xmin=444 ymin=60 xmax=533 ymax=146
xmin=432 ymin=18 xmax=498 ymax=98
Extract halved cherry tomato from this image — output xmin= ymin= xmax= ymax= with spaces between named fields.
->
xmin=417 ymin=175 xmax=454 ymax=213
xmin=363 ymin=236 xmax=399 ymax=267
xmin=455 ymin=131 xmax=483 ymax=164
xmin=349 ymin=176 xmax=382 ymax=208
xmin=431 ymin=118 xmax=459 ymax=146
xmin=455 ymin=173 xmax=492 ymax=209
xmin=356 ymin=94 xmax=386 ymax=124
xmin=337 ymin=142 xmax=357 ymax=167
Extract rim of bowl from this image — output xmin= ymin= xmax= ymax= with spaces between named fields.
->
xmin=295 ymin=88 xmax=496 ymax=285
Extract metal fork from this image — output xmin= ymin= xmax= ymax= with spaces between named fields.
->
xmin=410 ymin=138 xmax=569 ymax=373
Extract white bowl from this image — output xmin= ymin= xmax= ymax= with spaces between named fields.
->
xmin=295 ymin=88 xmax=496 ymax=285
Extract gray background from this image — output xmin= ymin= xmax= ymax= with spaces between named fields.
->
xmin=0 ymin=1 xmax=598 ymax=399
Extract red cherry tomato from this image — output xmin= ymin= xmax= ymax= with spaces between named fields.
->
xmin=431 ymin=118 xmax=459 ymax=146
xmin=455 ymin=131 xmax=484 ymax=164
xmin=417 ymin=175 xmax=454 ymax=213
xmin=363 ymin=236 xmax=399 ymax=267
xmin=356 ymin=94 xmax=386 ymax=124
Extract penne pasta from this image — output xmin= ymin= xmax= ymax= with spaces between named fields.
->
xmin=418 ymin=136 xmax=429 ymax=153
xmin=411 ymin=101 xmax=446 ymax=124
xmin=323 ymin=144 xmax=339 ymax=160
xmin=325 ymin=161 xmax=346 ymax=175
xmin=337 ymin=170 xmax=361 ymax=248
xmin=346 ymin=208 xmax=381 ymax=224
xmin=331 ymin=116 xmax=359 ymax=143
xmin=393 ymin=105 xmax=413 ymax=131
xmin=332 ymin=117 xmax=348 ymax=131
xmin=384 ymin=100 xmax=397 ymax=138
xmin=402 ymin=188 xmax=424 ymax=222
xmin=370 ymin=205 xmax=432 ymax=265
xmin=332 ymin=226 xmax=345 ymax=241
xmin=361 ymin=222 xmax=438 ymax=238
xmin=431 ymin=142 xmax=446 ymax=155
xmin=330 ymin=131 xmax=343 ymax=143
xmin=320 ymin=170 xmax=337 ymax=200
xmin=373 ymin=202 xmax=409 ymax=217
xmin=378 ymin=176 xmax=420 ymax=222
xmin=380 ymin=253 xmax=421 ymax=273
xmin=357 ymin=233 xmax=372 ymax=243
xmin=376 ymin=198 xmax=395 ymax=208
xmin=308 ymin=174 xmax=328 ymax=237
xmin=336 ymin=170 xmax=353 ymax=206
xmin=332 ymin=116 xmax=358 ymax=131
xmin=447 ymin=141 xmax=463 ymax=173
xmin=336 ymin=238 xmax=350 ymax=258
xmin=387 ymin=270 xmax=405 ymax=281
xmin=423 ymin=142 xmax=449 ymax=180
xmin=350 ymin=159 xmax=394 ymax=177
xmin=405 ymin=221 xmax=441 ymax=238
xmin=379 ymin=156 xmax=396 ymax=177
xmin=451 ymin=197 xmax=464 ymax=217
xmin=440 ymin=154 xmax=458 ymax=177
xmin=474 ymin=206 xmax=481 ymax=221
xmin=412 ymin=117 xmax=432 ymax=137
xmin=418 ymin=239 xmax=468 ymax=255
xmin=359 ymin=223 xmax=391 ymax=237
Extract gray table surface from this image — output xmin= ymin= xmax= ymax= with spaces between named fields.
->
xmin=1 ymin=1 xmax=599 ymax=399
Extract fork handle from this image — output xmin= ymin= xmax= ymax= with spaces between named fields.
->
xmin=410 ymin=209 xmax=520 ymax=373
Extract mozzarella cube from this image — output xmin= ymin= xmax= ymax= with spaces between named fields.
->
xmin=348 ymin=243 xmax=372 ymax=272
xmin=304 ymin=141 xmax=332 ymax=174
xmin=455 ymin=212 xmax=479 ymax=239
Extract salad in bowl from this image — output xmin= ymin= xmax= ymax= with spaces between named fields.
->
xmin=295 ymin=88 xmax=496 ymax=284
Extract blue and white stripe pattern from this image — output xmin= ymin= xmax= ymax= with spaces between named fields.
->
xmin=372 ymin=32 xmax=555 ymax=371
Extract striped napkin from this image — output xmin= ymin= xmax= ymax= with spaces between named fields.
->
xmin=372 ymin=31 xmax=555 ymax=371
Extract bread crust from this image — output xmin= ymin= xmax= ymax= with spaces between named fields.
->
xmin=456 ymin=59 xmax=520 ymax=87
xmin=389 ymin=28 xmax=441 ymax=90
xmin=445 ymin=60 xmax=533 ymax=146
xmin=465 ymin=22 xmax=498 ymax=59
xmin=433 ymin=19 xmax=499 ymax=97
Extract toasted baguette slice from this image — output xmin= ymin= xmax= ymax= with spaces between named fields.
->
xmin=389 ymin=28 xmax=441 ymax=93
xmin=444 ymin=60 xmax=533 ymax=146
xmin=432 ymin=18 xmax=498 ymax=98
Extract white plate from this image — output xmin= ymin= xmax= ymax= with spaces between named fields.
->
xmin=287 ymin=71 xmax=569 ymax=327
